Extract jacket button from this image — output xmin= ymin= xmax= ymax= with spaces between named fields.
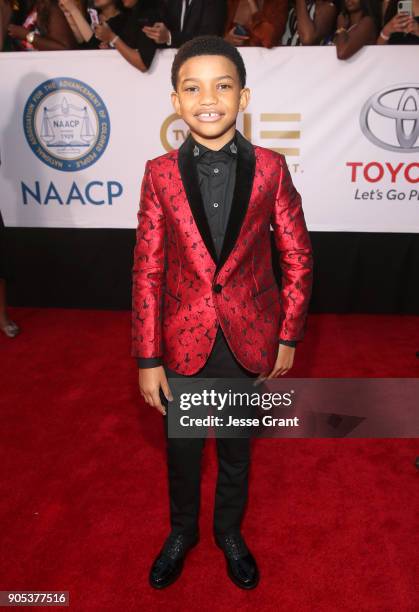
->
xmin=213 ymin=284 xmax=223 ymax=293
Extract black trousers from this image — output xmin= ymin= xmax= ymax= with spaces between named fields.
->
xmin=161 ymin=326 xmax=258 ymax=546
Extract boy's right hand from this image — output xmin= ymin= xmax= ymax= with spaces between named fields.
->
xmin=138 ymin=366 xmax=173 ymax=415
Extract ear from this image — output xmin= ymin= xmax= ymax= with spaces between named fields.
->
xmin=238 ymin=87 xmax=251 ymax=113
xmin=171 ymin=90 xmax=181 ymax=116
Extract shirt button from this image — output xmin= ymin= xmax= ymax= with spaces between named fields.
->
xmin=213 ymin=202 xmax=219 ymax=208
xmin=213 ymin=168 xmax=220 ymax=174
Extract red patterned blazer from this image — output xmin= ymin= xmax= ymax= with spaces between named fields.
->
xmin=132 ymin=131 xmax=313 ymax=375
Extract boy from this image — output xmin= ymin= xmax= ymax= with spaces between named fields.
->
xmin=132 ymin=36 xmax=313 ymax=590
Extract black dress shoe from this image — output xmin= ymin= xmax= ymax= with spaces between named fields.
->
xmin=149 ymin=533 xmax=198 ymax=589
xmin=215 ymin=533 xmax=259 ymax=589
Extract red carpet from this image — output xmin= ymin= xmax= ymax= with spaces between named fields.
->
xmin=0 ymin=308 xmax=418 ymax=611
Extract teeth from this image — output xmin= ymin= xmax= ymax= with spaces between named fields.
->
xmin=199 ymin=113 xmax=219 ymax=117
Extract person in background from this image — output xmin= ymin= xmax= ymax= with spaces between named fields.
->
xmin=88 ymin=0 xmax=158 ymax=70
xmin=0 ymin=211 xmax=19 ymax=338
xmin=58 ymin=0 xmax=125 ymax=49
xmin=6 ymin=0 xmax=76 ymax=50
xmin=0 ymin=150 xmax=19 ymax=337
xmin=333 ymin=0 xmax=381 ymax=58
xmin=282 ymin=0 xmax=338 ymax=44
xmin=381 ymin=0 xmax=390 ymax=20
xmin=143 ymin=0 xmax=227 ymax=48
xmin=57 ymin=0 xmax=87 ymax=44
xmin=1 ymin=0 xmax=30 ymax=50
xmin=224 ymin=0 xmax=288 ymax=47
xmin=0 ymin=0 xmax=12 ymax=49
xmin=378 ymin=0 xmax=419 ymax=43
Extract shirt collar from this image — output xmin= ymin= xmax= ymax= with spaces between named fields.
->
xmin=191 ymin=133 xmax=238 ymax=160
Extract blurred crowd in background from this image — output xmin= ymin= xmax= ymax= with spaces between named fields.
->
xmin=0 ymin=0 xmax=418 ymax=69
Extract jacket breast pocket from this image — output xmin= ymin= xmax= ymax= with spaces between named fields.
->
xmin=253 ymin=283 xmax=279 ymax=312
xmin=163 ymin=290 xmax=181 ymax=316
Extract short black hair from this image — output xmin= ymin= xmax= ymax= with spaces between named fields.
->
xmin=171 ymin=36 xmax=247 ymax=91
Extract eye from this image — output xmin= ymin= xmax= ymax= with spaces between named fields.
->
xmin=218 ymin=83 xmax=232 ymax=90
xmin=184 ymin=86 xmax=199 ymax=92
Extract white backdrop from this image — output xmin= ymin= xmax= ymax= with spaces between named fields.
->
xmin=0 ymin=46 xmax=418 ymax=232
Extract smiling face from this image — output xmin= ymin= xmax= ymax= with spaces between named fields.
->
xmin=171 ymin=54 xmax=250 ymax=150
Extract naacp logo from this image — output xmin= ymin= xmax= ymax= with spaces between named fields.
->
xmin=360 ymin=84 xmax=419 ymax=153
xmin=23 ymin=77 xmax=110 ymax=171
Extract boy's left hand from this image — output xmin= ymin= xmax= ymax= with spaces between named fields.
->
xmin=254 ymin=344 xmax=295 ymax=385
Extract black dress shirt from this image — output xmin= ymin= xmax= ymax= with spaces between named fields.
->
xmin=193 ymin=134 xmax=238 ymax=259
xmin=137 ymin=132 xmax=296 ymax=368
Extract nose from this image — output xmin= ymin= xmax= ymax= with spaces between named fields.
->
xmin=199 ymin=86 xmax=218 ymax=106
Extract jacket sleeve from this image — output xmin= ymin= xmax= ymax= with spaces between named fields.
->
xmin=131 ymin=160 xmax=166 ymax=361
xmin=271 ymin=155 xmax=313 ymax=342
xmin=137 ymin=357 xmax=163 ymax=368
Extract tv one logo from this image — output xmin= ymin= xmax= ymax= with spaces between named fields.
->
xmin=360 ymin=84 xmax=419 ymax=153
xmin=160 ymin=112 xmax=301 ymax=157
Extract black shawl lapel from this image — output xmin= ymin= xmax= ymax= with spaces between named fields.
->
xmin=177 ymin=130 xmax=256 ymax=273
xmin=216 ymin=130 xmax=256 ymax=274
xmin=178 ymin=134 xmax=218 ymax=264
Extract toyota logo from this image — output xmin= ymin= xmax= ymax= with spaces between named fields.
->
xmin=360 ymin=84 xmax=419 ymax=153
